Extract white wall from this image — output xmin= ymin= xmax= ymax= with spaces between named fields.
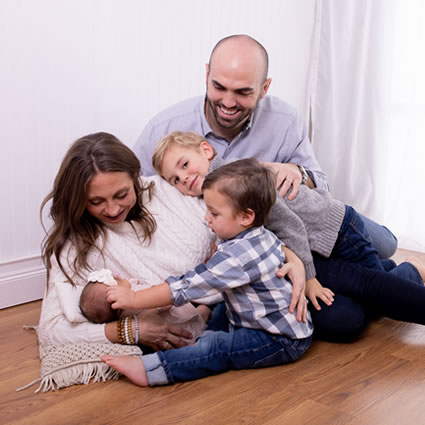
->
xmin=0 ymin=0 xmax=316 ymax=308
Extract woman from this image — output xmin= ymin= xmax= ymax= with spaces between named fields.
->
xmin=38 ymin=132 xmax=217 ymax=352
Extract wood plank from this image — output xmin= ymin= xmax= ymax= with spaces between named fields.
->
xmin=2 ymin=248 xmax=425 ymax=425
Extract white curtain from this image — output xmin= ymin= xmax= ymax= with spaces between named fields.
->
xmin=310 ymin=0 xmax=425 ymax=252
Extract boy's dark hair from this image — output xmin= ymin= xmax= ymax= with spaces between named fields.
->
xmin=202 ymin=158 xmax=276 ymax=227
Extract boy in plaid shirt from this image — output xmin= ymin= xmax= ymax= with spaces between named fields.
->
xmin=102 ymin=159 xmax=313 ymax=387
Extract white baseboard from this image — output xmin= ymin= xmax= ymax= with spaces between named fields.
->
xmin=0 ymin=255 xmax=46 ymax=309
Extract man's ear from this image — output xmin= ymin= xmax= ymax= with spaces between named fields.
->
xmin=240 ymin=209 xmax=255 ymax=227
xmin=200 ymin=141 xmax=215 ymax=160
xmin=260 ymin=77 xmax=272 ymax=99
xmin=205 ymin=63 xmax=210 ymax=86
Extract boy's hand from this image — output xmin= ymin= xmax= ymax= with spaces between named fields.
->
xmin=305 ymin=277 xmax=334 ymax=311
xmin=106 ymin=285 xmax=137 ymax=310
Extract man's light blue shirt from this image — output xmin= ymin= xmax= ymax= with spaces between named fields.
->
xmin=134 ymin=95 xmax=328 ymax=190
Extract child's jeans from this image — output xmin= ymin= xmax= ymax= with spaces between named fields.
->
xmin=332 ymin=206 xmax=395 ymax=272
xmin=141 ymin=305 xmax=312 ymax=386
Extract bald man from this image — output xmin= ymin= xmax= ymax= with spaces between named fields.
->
xmin=135 ymin=35 xmax=325 ymax=193
xmin=134 ymin=34 xmax=397 ymax=261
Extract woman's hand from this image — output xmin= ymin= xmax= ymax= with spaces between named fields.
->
xmin=305 ymin=277 xmax=335 ymax=311
xmin=204 ymin=241 xmax=218 ymax=263
xmin=137 ymin=309 xmax=193 ymax=351
xmin=277 ymin=246 xmax=307 ymax=323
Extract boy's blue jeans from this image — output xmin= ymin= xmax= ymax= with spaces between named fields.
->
xmin=311 ymin=253 xmax=425 ymax=341
xmin=333 ymin=206 xmax=396 ymax=273
xmin=359 ymin=213 xmax=398 ymax=259
xmin=141 ymin=304 xmax=312 ymax=386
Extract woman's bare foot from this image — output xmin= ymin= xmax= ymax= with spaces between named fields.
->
xmin=101 ymin=355 xmax=148 ymax=387
xmin=406 ymin=256 xmax=425 ymax=283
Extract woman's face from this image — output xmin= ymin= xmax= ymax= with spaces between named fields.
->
xmin=86 ymin=172 xmax=137 ymax=225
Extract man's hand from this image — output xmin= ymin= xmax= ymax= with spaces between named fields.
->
xmin=277 ymin=246 xmax=307 ymax=322
xmin=263 ymin=162 xmax=302 ymax=200
xmin=106 ymin=285 xmax=137 ymax=310
xmin=305 ymin=277 xmax=334 ymax=311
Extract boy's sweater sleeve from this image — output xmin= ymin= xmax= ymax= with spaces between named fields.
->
xmin=266 ymin=196 xmax=316 ymax=280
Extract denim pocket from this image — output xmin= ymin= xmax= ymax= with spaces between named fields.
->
xmin=253 ymin=336 xmax=311 ymax=368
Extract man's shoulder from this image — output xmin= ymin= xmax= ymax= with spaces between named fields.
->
xmin=258 ymin=95 xmax=298 ymax=117
xmin=149 ymin=96 xmax=204 ymax=127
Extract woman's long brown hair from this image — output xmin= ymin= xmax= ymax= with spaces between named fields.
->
xmin=40 ymin=132 xmax=156 ymax=286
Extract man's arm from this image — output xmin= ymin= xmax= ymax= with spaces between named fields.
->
xmin=264 ymin=113 xmax=328 ymax=198
xmin=276 ymin=245 xmax=307 ymax=323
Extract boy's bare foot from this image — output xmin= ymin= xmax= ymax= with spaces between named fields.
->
xmin=406 ymin=256 xmax=425 ymax=283
xmin=101 ymin=355 xmax=148 ymax=387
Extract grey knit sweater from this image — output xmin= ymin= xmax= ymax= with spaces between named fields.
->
xmin=209 ymin=156 xmax=346 ymax=279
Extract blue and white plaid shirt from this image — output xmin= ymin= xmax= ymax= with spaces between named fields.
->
xmin=167 ymin=226 xmax=313 ymax=339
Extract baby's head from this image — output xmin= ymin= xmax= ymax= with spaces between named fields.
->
xmin=152 ymin=131 xmax=216 ymax=196
xmin=80 ymin=282 xmax=119 ymax=323
xmin=202 ymin=158 xmax=276 ymax=240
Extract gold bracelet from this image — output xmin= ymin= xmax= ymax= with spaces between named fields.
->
xmin=117 ymin=317 xmax=126 ymax=344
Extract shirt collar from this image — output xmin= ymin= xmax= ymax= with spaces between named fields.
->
xmin=229 ymin=226 xmax=263 ymax=242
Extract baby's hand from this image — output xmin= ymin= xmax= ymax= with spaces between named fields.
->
xmin=106 ymin=286 xmax=137 ymax=310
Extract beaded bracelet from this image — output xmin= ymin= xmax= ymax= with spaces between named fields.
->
xmin=117 ymin=316 xmax=137 ymax=345
xmin=124 ymin=316 xmax=129 ymax=344
xmin=117 ymin=317 xmax=126 ymax=345
xmin=126 ymin=316 xmax=135 ymax=345
xmin=124 ymin=317 xmax=128 ymax=342
xmin=133 ymin=315 xmax=139 ymax=345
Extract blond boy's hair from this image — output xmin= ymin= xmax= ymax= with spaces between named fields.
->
xmin=152 ymin=131 xmax=216 ymax=175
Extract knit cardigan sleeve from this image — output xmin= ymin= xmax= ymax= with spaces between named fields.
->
xmin=266 ymin=196 xmax=316 ymax=280
xmin=37 ymin=243 xmax=109 ymax=347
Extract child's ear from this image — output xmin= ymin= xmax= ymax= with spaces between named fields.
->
xmin=240 ymin=209 xmax=255 ymax=227
xmin=200 ymin=141 xmax=215 ymax=160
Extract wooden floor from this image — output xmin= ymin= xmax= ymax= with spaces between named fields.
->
xmin=2 ymin=249 xmax=425 ymax=425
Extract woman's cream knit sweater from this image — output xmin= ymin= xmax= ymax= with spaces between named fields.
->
xmin=38 ymin=176 xmax=215 ymax=346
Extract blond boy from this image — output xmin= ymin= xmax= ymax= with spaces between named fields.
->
xmin=151 ymin=131 xmax=403 ymax=312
